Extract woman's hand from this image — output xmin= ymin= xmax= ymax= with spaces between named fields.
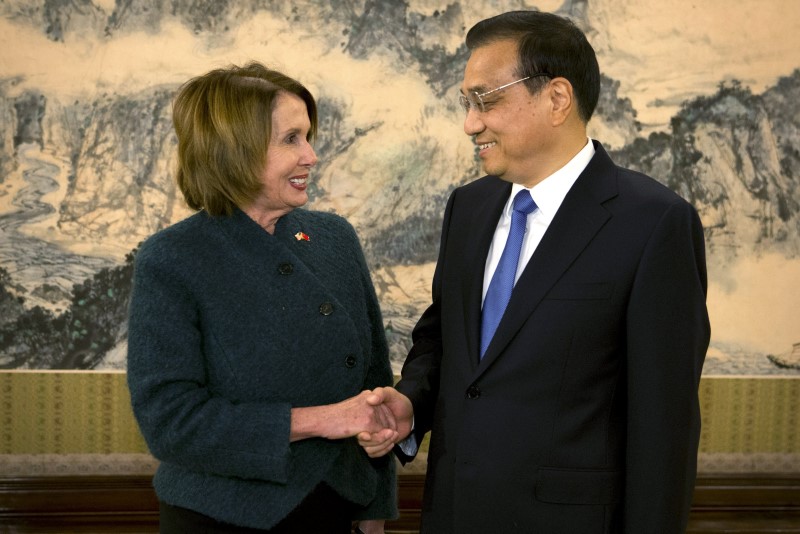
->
xmin=290 ymin=390 xmax=399 ymax=442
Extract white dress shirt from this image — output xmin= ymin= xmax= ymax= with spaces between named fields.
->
xmin=481 ymin=138 xmax=595 ymax=304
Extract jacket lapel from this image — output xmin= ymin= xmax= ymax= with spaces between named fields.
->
xmin=476 ymin=143 xmax=619 ymax=374
xmin=212 ymin=208 xmax=320 ymax=291
xmin=462 ymin=180 xmax=512 ymax=370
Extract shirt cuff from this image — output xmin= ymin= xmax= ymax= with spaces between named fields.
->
xmin=397 ymin=417 xmax=418 ymax=456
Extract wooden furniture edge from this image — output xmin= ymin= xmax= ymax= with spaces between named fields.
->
xmin=0 ymin=473 xmax=797 ymax=531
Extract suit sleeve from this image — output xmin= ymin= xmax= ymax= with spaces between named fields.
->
xmin=624 ymin=199 xmax=710 ymax=532
xmin=393 ymin=189 xmax=458 ymax=462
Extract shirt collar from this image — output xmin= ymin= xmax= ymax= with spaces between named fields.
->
xmin=506 ymin=138 xmax=595 ymax=222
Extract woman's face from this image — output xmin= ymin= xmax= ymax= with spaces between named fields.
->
xmin=256 ymin=92 xmax=318 ymax=216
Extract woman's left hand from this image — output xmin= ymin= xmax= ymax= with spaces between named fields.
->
xmin=356 ymin=519 xmax=385 ymax=534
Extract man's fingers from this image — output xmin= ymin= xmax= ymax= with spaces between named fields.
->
xmin=364 ymin=387 xmax=386 ymax=406
xmin=376 ymin=403 xmax=397 ymax=430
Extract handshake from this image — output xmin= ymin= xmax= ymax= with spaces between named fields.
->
xmin=290 ymin=387 xmax=414 ymax=458
xmin=291 ymin=387 xmax=413 ymax=457
xmin=355 ymin=387 xmax=414 ymax=458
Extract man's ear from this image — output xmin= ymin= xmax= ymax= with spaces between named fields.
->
xmin=548 ymin=77 xmax=574 ymax=126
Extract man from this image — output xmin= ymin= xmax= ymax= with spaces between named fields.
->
xmin=360 ymin=10 xmax=710 ymax=533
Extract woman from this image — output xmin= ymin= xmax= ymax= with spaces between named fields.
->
xmin=127 ymin=62 xmax=397 ymax=533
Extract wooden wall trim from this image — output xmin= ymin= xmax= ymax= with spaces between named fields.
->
xmin=692 ymin=473 xmax=800 ymax=509
xmin=0 ymin=473 xmax=798 ymax=532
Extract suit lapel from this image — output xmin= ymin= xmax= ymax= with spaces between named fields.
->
xmin=476 ymin=144 xmax=619 ymax=374
xmin=462 ymin=180 xmax=512 ymax=370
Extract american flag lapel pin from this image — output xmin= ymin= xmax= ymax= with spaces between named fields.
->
xmin=294 ymin=231 xmax=310 ymax=241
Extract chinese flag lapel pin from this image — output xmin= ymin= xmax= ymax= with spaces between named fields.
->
xmin=294 ymin=231 xmax=310 ymax=242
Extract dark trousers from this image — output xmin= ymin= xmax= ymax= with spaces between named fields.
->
xmin=159 ymin=483 xmax=354 ymax=533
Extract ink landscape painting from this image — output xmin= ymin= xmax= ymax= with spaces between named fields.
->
xmin=1 ymin=0 xmax=799 ymax=376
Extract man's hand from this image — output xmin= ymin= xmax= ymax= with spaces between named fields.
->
xmin=357 ymin=387 xmax=413 ymax=457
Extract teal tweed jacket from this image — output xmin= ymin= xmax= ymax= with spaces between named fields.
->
xmin=127 ymin=207 xmax=396 ymax=529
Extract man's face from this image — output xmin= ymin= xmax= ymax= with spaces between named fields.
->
xmin=460 ymin=39 xmax=553 ymax=187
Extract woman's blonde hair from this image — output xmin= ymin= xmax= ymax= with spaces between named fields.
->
xmin=172 ymin=62 xmax=317 ymax=216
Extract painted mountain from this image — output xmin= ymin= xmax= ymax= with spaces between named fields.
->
xmin=0 ymin=0 xmax=798 ymax=373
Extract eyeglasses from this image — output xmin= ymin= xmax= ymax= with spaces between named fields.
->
xmin=458 ymin=73 xmax=552 ymax=114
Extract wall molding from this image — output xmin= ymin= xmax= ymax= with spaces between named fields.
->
xmin=0 ymin=473 xmax=798 ymax=532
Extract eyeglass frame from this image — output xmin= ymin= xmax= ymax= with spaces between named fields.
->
xmin=458 ymin=73 xmax=553 ymax=114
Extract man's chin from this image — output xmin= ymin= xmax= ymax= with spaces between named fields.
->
xmin=484 ymin=168 xmax=511 ymax=182
xmin=480 ymin=162 xmax=501 ymax=178
xmin=485 ymin=169 xmax=529 ymax=186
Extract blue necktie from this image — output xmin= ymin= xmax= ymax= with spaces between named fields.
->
xmin=480 ymin=190 xmax=537 ymax=358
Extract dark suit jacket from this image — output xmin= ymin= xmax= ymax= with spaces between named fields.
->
xmin=395 ymin=142 xmax=710 ymax=533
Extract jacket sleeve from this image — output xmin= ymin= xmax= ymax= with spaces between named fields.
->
xmin=623 ymin=199 xmax=710 ymax=532
xmin=126 ymin=240 xmax=293 ymax=484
